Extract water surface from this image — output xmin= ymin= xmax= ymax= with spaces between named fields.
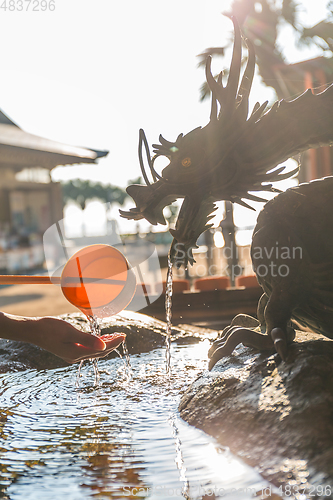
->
xmin=0 ymin=341 xmax=276 ymax=499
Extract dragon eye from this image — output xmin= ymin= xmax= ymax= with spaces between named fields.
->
xmin=181 ymin=157 xmax=191 ymax=167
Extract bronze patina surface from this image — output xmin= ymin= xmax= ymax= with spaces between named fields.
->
xmin=121 ymin=18 xmax=333 ymax=368
xmin=209 ymin=176 xmax=333 ymax=368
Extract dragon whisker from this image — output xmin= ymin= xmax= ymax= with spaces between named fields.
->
xmin=138 ymin=128 xmax=153 ymax=186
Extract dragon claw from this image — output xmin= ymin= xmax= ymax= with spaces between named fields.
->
xmin=271 ymin=327 xmax=288 ymax=361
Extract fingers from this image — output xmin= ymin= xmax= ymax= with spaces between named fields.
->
xmin=65 ymin=332 xmax=126 ymax=364
xmin=100 ymin=333 xmax=126 ymax=350
xmin=86 ymin=333 xmax=126 ymax=359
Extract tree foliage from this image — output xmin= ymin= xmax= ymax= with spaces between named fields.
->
xmin=198 ymin=0 xmax=333 ymax=100
xmin=61 ymin=179 xmax=129 ymax=210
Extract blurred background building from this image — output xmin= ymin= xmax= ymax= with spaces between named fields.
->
xmin=0 ymin=109 xmax=108 ymax=272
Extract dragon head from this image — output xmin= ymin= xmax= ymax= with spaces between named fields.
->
xmin=120 ymin=17 xmax=333 ymax=267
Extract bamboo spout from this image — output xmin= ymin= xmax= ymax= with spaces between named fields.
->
xmin=0 ymin=275 xmax=60 ymax=285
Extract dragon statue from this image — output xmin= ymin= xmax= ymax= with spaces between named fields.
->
xmin=120 ymin=17 xmax=333 ymax=369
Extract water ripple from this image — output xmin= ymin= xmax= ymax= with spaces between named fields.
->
xmin=0 ymin=343 xmax=277 ymax=499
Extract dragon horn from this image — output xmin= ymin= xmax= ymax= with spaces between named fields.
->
xmin=224 ymin=16 xmax=242 ymax=115
xmin=236 ymin=36 xmax=256 ymax=120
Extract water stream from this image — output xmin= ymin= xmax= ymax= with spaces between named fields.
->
xmin=76 ymin=315 xmax=132 ymax=388
xmin=0 ymin=341 xmax=277 ymax=499
xmin=76 ymin=316 xmax=103 ymax=388
xmin=164 ymin=256 xmax=173 ymax=376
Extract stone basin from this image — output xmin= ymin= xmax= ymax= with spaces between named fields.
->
xmin=179 ymin=329 xmax=333 ymax=496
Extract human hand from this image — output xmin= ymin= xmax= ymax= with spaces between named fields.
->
xmin=23 ymin=316 xmax=126 ymax=364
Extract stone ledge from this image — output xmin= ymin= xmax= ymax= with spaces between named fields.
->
xmin=179 ymin=331 xmax=333 ymax=497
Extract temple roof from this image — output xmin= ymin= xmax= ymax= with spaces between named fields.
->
xmin=0 ymin=109 xmax=108 ymax=172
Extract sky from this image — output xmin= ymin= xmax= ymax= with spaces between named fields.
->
xmin=0 ymin=0 xmax=331 ymax=236
xmin=0 ymin=0 xmax=330 ymax=186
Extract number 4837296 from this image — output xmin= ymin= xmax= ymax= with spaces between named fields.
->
xmin=0 ymin=0 xmax=55 ymax=11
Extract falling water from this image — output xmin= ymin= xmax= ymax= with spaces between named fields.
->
xmin=89 ymin=316 xmax=102 ymax=385
xmin=76 ymin=316 xmax=102 ymax=388
xmin=165 ymin=254 xmax=173 ymax=375
xmin=169 ymin=414 xmax=190 ymax=498
xmin=114 ymin=340 xmax=132 ymax=381
xmin=122 ymin=338 xmax=131 ymax=371
xmin=76 ymin=316 xmax=131 ymax=387
xmin=88 ymin=315 xmax=102 ymax=337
